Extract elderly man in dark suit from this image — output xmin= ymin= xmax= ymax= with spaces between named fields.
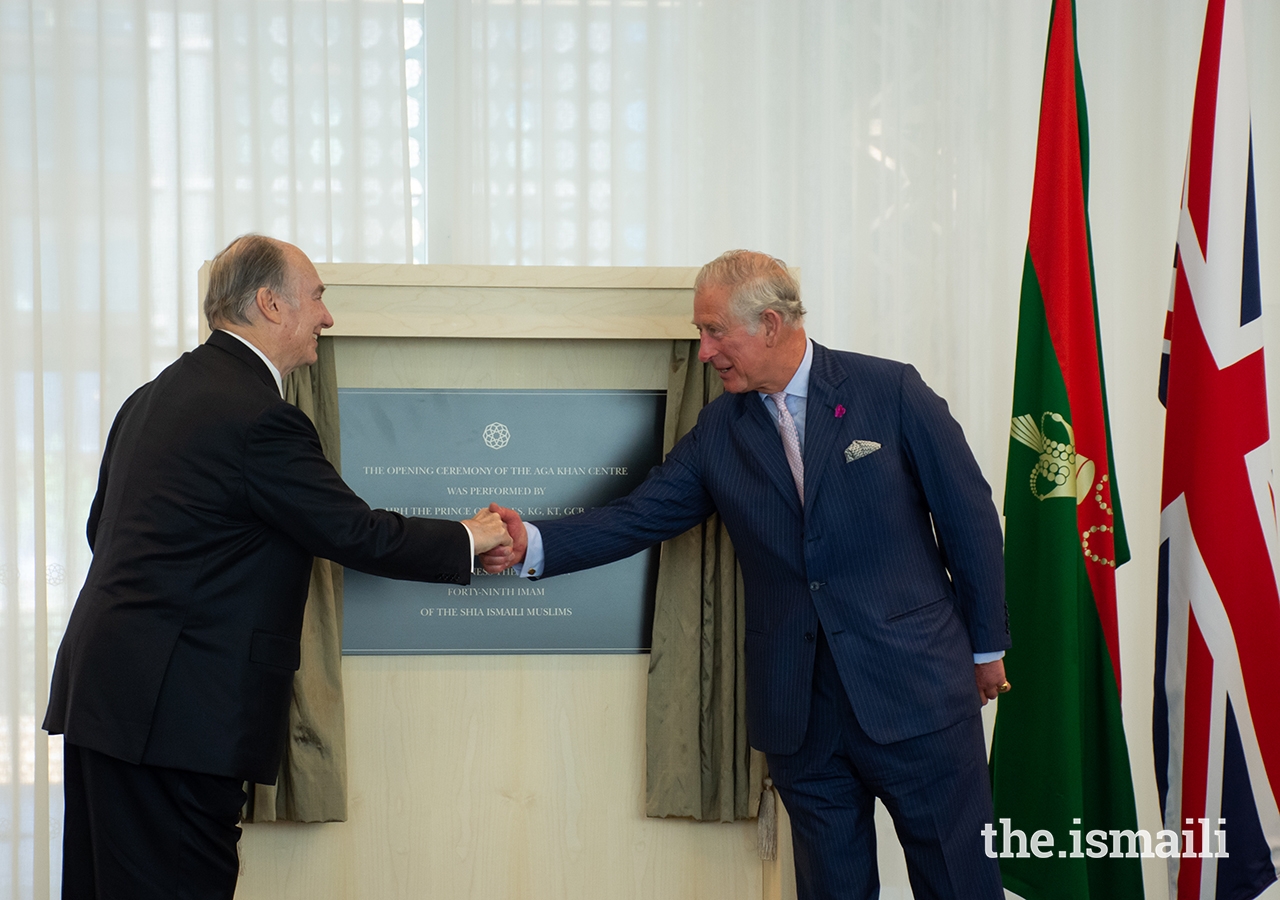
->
xmin=44 ymin=234 xmax=511 ymax=900
xmin=484 ymin=250 xmax=1011 ymax=900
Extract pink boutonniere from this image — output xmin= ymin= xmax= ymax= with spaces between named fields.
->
xmin=834 ymin=404 xmax=846 ymax=418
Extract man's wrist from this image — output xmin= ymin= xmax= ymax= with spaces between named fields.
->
xmin=462 ymin=521 xmax=475 ymax=567
xmin=514 ymin=523 xmax=545 ymax=578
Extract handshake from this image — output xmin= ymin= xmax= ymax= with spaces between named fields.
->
xmin=462 ymin=503 xmax=530 ymax=572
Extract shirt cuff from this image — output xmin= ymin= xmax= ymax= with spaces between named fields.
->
xmin=973 ymin=650 xmax=1005 ymax=664
xmin=515 ymin=524 xmax=545 ymax=578
xmin=465 ymin=521 xmax=475 ymax=567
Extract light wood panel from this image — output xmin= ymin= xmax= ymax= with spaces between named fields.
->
xmin=236 ymin=656 xmax=764 ymax=900
xmin=198 ymin=262 xmax=702 ymax=342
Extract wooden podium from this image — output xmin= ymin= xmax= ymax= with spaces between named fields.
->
xmin=197 ymin=264 xmax=795 ymax=900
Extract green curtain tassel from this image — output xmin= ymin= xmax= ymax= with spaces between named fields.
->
xmin=757 ymin=777 xmax=777 ymax=860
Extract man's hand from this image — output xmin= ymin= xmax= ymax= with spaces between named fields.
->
xmin=976 ymin=659 xmax=1009 ymax=706
xmin=479 ymin=503 xmax=527 ymax=573
xmin=462 ymin=507 xmax=513 ymax=555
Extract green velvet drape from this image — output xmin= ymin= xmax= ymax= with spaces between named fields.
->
xmin=645 ymin=340 xmax=766 ymax=822
xmin=245 ymin=337 xmax=348 ymax=823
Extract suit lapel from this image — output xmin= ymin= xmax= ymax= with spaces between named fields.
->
xmin=732 ymin=392 xmax=804 ymax=515
xmin=802 ymin=343 xmax=850 ymax=510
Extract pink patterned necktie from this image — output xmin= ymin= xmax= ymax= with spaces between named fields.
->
xmin=769 ymin=392 xmax=804 ymax=505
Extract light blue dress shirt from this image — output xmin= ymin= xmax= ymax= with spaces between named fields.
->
xmin=759 ymin=338 xmax=813 ymax=451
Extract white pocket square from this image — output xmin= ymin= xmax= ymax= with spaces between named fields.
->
xmin=844 ymin=440 xmax=881 ymax=463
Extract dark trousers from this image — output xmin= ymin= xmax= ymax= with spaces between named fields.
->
xmin=62 ymin=743 xmax=246 ymax=900
xmin=766 ymin=631 xmax=1003 ymax=900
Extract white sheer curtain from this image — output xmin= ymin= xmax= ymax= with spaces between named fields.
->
xmin=435 ymin=0 xmax=1052 ymax=471
xmin=429 ymin=3 xmax=1280 ymax=896
xmin=4 ymin=1 xmax=1280 ymax=898
xmin=1 ymin=2 xmax=415 ymax=896
xmin=433 ymin=0 xmax=1279 ymax=485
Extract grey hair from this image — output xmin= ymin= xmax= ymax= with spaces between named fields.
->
xmin=202 ymin=234 xmax=295 ymax=329
xmin=694 ymin=250 xmax=805 ymax=332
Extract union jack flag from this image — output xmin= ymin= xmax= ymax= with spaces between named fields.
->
xmin=1155 ymin=1 xmax=1280 ymax=899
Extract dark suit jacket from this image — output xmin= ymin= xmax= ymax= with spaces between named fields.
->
xmin=538 ymin=343 xmax=1009 ymax=753
xmin=43 ymin=331 xmax=471 ymax=784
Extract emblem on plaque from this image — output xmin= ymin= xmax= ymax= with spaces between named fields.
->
xmin=482 ymin=422 xmax=511 ymax=449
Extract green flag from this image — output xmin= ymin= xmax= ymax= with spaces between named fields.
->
xmin=988 ymin=2 xmax=1144 ymax=898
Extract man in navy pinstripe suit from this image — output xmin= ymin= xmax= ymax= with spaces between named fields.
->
xmin=484 ymin=250 xmax=1011 ymax=899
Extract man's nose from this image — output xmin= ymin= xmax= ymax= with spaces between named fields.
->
xmin=319 ymin=302 xmax=334 ymax=329
xmin=697 ymin=339 xmax=714 ymax=362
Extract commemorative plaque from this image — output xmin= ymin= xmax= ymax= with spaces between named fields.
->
xmin=339 ymin=388 xmax=667 ymax=654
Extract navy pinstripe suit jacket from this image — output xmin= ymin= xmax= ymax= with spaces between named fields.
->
xmin=538 ymin=342 xmax=1009 ymax=753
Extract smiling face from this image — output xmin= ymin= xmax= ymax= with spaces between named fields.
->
xmin=274 ymin=247 xmax=333 ymax=376
xmin=693 ymin=282 xmax=801 ymax=394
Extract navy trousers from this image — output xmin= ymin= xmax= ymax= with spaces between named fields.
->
xmin=61 ymin=743 xmax=245 ymax=900
xmin=766 ymin=630 xmax=1003 ymax=900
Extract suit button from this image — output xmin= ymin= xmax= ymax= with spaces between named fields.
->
xmin=804 ymin=632 xmax=815 ymax=642
xmin=809 ymin=581 xmax=821 ymax=591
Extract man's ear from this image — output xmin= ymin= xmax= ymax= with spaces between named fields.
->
xmin=760 ymin=309 xmax=783 ymax=347
xmin=255 ymin=286 xmax=285 ymax=325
